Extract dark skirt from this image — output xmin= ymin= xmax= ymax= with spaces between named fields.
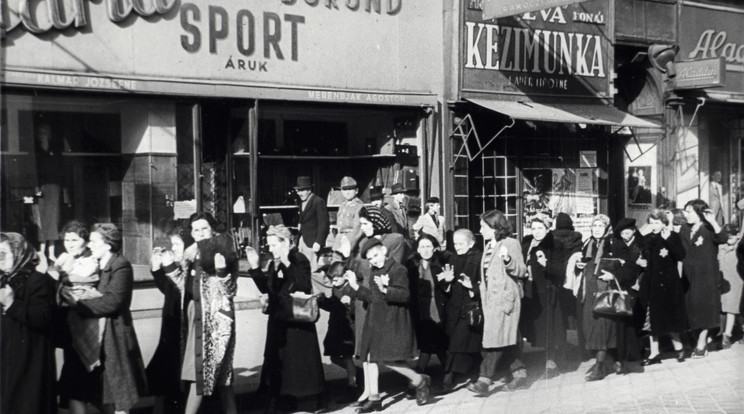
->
xmin=58 ymin=347 xmax=104 ymax=406
xmin=416 ymin=319 xmax=449 ymax=354
xmin=443 ymin=352 xmax=480 ymax=375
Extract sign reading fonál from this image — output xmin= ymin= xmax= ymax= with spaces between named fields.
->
xmin=461 ymin=0 xmax=610 ymax=99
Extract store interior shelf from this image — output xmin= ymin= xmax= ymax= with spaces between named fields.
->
xmin=234 ymin=153 xmax=396 ymax=160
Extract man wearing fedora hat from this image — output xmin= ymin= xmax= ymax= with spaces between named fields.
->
xmin=332 ymin=176 xmax=365 ymax=257
xmin=386 ymin=183 xmax=410 ymax=238
xmin=295 ymin=176 xmax=329 ymax=271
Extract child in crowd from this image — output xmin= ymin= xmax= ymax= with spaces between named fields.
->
xmin=55 ymin=249 xmax=105 ymax=372
xmin=319 ymin=261 xmax=358 ymax=402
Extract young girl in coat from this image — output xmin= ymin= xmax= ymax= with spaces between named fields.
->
xmin=721 ymin=224 xmax=742 ymax=348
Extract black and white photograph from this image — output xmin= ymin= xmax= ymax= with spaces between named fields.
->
xmin=2 ymin=1 xmax=743 ymax=413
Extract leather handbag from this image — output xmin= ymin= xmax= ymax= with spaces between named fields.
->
xmin=280 ymin=290 xmax=321 ymax=323
xmin=463 ymin=301 xmax=483 ymax=328
xmin=592 ymin=277 xmax=634 ymax=317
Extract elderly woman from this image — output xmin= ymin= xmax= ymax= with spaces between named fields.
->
xmin=180 ymin=212 xmax=239 ymax=414
xmin=59 ymin=223 xmax=148 ymax=414
xmin=638 ymin=209 xmax=687 ymax=365
xmin=521 ymin=213 xmax=566 ymax=375
xmin=0 ymin=232 xmax=56 ymax=414
xmin=576 ymin=214 xmax=619 ymax=381
xmin=247 ymin=224 xmax=326 ymax=414
xmin=680 ymin=199 xmax=728 ymax=357
xmin=467 ymin=210 xmax=526 ymax=397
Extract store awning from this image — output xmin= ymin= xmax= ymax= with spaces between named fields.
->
xmin=466 ymin=98 xmax=661 ymax=128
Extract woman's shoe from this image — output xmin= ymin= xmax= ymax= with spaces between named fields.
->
xmin=641 ymin=355 xmax=662 ymax=366
xmin=676 ymin=350 xmax=686 ymax=362
xmin=722 ymin=334 xmax=732 ymax=349
xmin=349 ymin=398 xmax=368 ymax=408
xmin=692 ymin=346 xmax=708 ymax=359
xmin=415 ymin=374 xmax=432 ymax=406
xmin=585 ymin=363 xmax=610 ymax=381
xmin=466 ymin=380 xmax=490 ymax=397
xmin=355 ymin=399 xmax=382 ymax=413
xmin=615 ymin=361 xmax=629 ymax=375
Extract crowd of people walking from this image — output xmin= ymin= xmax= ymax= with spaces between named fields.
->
xmin=1 ymin=174 xmax=743 ymax=414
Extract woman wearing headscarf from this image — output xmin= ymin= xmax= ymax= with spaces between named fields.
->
xmin=611 ymin=218 xmax=644 ymax=374
xmin=521 ymin=213 xmax=566 ymax=376
xmin=358 ymin=206 xmax=407 ymax=263
xmin=59 ymin=223 xmax=148 ymax=413
xmin=467 ymin=210 xmax=526 ymax=397
xmin=0 ymin=232 xmax=56 ymax=414
xmin=680 ymin=199 xmax=728 ymax=357
xmin=246 ymin=224 xmax=326 ymax=414
xmin=638 ymin=209 xmax=687 ymax=366
xmin=576 ymin=214 xmax=618 ymax=381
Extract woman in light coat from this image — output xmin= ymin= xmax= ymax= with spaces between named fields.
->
xmin=467 ymin=210 xmax=526 ymax=397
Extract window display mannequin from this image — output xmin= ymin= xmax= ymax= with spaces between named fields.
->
xmin=710 ymin=171 xmax=725 ymax=226
xmin=33 ymin=123 xmax=68 ymax=255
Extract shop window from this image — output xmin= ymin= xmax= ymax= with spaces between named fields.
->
xmin=1 ymin=94 xmax=194 ymax=273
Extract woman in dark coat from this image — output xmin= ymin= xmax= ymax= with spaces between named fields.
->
xmin=343 ymin=238 xmax=430 ymax=412
xmin=638 ymin=209 xmax=687 ymax=366
xmin=578 ymin=214 xmax=624 ymax=381
xmin=147 ymin=225 xmax=193 ymax=414
xmin=248 ymin=225 xmax=325 ymax=413
xmin=440 ymin=229 xmax=483 ymax=387
xmin=0 ymin=232 xmax=56 ymax=414
xmin=60 ymin=223 xmax=148 ymax=413
xmin=680 ymin=199 xmax=727 ymax=357
xmin=522 ymin=213 xmax=567 ymax=374
xmin=407 ymin=234 xmax=449 ymax=373
xmin=610 ymin=218 xmax=644 ymax=374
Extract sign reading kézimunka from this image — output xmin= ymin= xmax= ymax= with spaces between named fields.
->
xmin=461 ymin=0 xmax=611 ymax=99
xmin=1 ymin=0 xmax=437 ymax=95
xmin=680 ymin=4 xmax=744 ymax=95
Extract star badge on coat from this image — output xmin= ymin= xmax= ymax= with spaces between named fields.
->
xmin=695 ymin=236 xmax=704 ymax=246
xmin=659 ymin=248 xmax=668 ymax=258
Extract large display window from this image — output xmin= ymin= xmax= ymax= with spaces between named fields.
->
xmin=1 ymin=92 xmax=196 ymax=270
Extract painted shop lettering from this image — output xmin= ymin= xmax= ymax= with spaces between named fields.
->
xmin=180 ymin=4 xmax=304 ymax=60
xmin=0 ymin=0 xmax=175 ymax=34
xmin=688 ymin=30 xmax=744 ymax=65
xmin=464 ymin=22 xmax=606 ymax=78
xmin=281 ymin=0 xmax=402 ymax=15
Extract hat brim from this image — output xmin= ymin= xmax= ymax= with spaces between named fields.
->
xmin=294 ymin=185 xmax=313 ymax=190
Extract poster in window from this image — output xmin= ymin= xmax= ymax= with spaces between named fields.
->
xmin=628 ymin=166 xmax=652 ymax=206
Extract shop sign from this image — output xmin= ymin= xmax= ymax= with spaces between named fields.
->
xmin=479 ymin=0 xmax=586 ymax=21
xmin=2 ymin=0 xmax=437 ymax=96
xmin=461 ymin=0 xmax=611 ymax=99
xmin=672 ymin=58 xmax=725 ymax=90
xmin=680 ymin=5 xmax=744 ymax=94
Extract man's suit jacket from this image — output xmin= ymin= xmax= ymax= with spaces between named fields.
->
xmin=299 ymin=193 xmax=329 ymax=247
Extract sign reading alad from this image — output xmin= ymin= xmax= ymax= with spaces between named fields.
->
xmin=673 ymin=58 xmax=725 ymax=91
xmin=461 ymin=0 xmax=611 ymax=99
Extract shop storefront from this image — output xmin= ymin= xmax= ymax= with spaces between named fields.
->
xmin=657 ymin=1 xmax=744 ymax=226
xmin=446 ymin=0 xmax=658 ymax=240
xmin=1 ymin=0 xmax=443 ymax=280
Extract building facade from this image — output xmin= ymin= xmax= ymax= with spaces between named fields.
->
xmin=1 ymin=0 xmax=444 ymax=279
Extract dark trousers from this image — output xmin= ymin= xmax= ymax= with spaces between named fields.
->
xmin=479 ymin=348 xmax=506 ymax=379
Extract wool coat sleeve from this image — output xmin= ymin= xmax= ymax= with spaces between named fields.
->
xmin=665 ymin=232 xmax=686 ymax=262
xmin=383 ymin=263 xmax=410 ymax=305
xmin=4 ymin=272 xmax=54 ymax=330
xmin=502 ymin=238 xmax=527 ymax=279
xmin=77 ymin=257 xmax=133 ymax=317
xmin=288 ymin=252 xmax=312 ymax=294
